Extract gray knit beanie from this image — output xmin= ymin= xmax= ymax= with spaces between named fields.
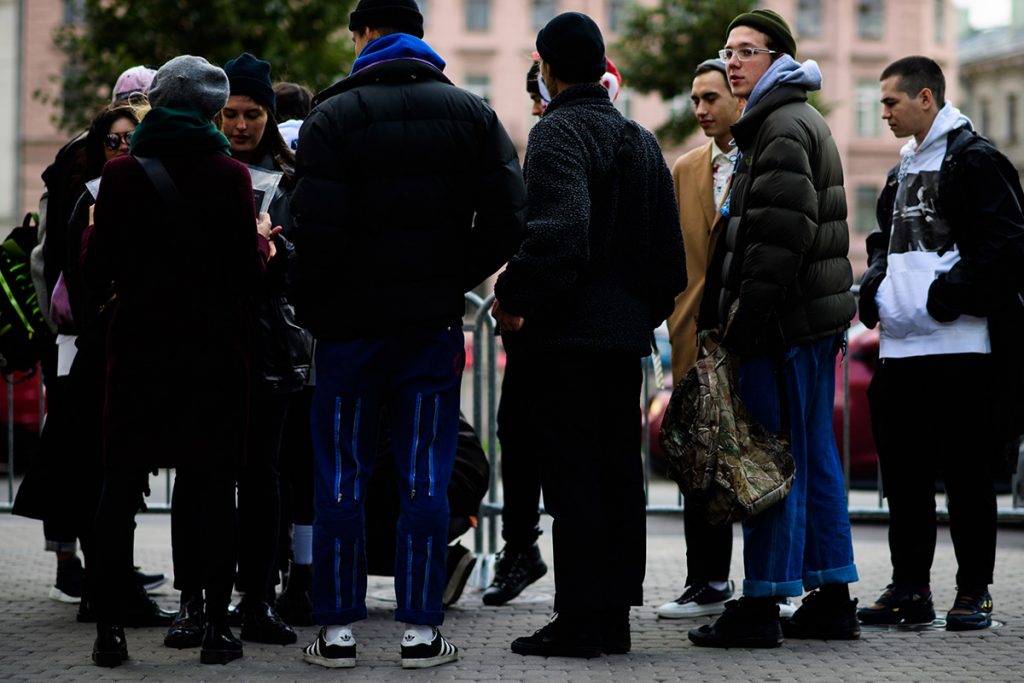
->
xmin=148 ymin=55 xmax=230 ymax=118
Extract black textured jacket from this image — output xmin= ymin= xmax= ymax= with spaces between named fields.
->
xmin=494 ymin=84 xmax=686 ymax=355
xmin=703 ymin=83 xmax=854 ymax=355
xmin=290 ymin=59 xmax=527 ymax=340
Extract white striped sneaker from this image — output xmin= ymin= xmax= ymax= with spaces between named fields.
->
xmin=302 ymin=627 xmax=356 ymax=668
xmin=400 ymin=627 xmax=458 ymax=669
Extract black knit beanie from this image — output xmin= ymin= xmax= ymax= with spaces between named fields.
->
xmin=536 ymin=12 xmax=606 ymax=84
xmin=224 ymin=52 xmax=276 ymax=113
xmin=727 ymin=9 xmax=797 ymax=58
xmin=349 ymin=0 xmax=424 ymax=39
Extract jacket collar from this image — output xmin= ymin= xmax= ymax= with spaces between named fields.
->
xmin=729 ymin=83 xmax=807 ymax=151
xmin=542 ymin=83 xmax=615 ymax=117
xmin=313 ymin=58 xmax=453 ymax=107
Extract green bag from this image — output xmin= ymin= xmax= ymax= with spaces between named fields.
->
xmin=0 ymin=214 xmax=53 ymax=376
xmin=658 ymin=330 xmax=794 ymax=525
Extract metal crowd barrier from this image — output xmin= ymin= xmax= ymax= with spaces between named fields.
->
xmin=3 ymin=292 xmax=1022 ymax=535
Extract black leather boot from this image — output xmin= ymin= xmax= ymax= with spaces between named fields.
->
xmin=200 ymin=621 xmax=243 ymax=664
xmin=275 ymin=562 xmax=313 ymax=626
xmin=92 ymin=623 xmax=128 ymax=667
xmin=164 ymin=593 xmax=205 ymax=648
xmin=240 ymin=597 xmax=298 ymax=644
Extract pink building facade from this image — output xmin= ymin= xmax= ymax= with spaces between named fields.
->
xmin=15 ymin=1 xmax=958 ymax=275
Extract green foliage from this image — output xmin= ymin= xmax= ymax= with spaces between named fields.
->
xmin=47 ymin=0 xmax=357 ymax=132
xmin=612 ymin=0 xmax=755 ymax=144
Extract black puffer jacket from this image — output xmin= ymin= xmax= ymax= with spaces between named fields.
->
xmin=290 ymin=59 xmax=527 ymax=340
xmin=705 ymin=83 xmax=854 ymax=355
xmin=494 ymin=84 xmax=686 ymax=355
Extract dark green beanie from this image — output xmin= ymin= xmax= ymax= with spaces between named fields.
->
xmin=727 ymin=9 xmax=796 ymax=58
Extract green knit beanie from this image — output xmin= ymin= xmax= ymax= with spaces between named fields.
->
xmin=727 ymin=9 xmax=797 ymax=58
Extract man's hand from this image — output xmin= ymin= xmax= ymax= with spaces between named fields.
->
xmin=491 ymin=298 xmax=524 ymax=332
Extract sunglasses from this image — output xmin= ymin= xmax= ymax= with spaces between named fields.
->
xmin=104 ymin=131 xmax=134 ymax=151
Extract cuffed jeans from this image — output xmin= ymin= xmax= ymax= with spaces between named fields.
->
xmin=311 ymin=328 xmax=464 ymax=626
xmin=737 ymin=335 xmax=858 ymax=597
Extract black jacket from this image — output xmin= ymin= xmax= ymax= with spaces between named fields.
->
xmin=704 ymin=83 xmax=854 ymax=355
xmin=494 ymin=84 xmax=686 ymax=356
xmin=289 ymin=58 xmax=527 ymax=340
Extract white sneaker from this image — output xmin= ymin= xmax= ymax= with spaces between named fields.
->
xmin=656 ymin=581 xmax=735 ymax=618
xmin=400 ymin=627 xmax=458 ymax=669
xmin=302 ymin=627 xmax=356 ymax=668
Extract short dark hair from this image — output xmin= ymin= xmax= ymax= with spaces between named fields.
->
xmin=881 ymin=56 xmax=946 ymax=109
xmin=273 ymin=82 xmax=312 ymax=122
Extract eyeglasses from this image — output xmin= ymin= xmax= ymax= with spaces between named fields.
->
xmin=104 ymin=131 xmax=133 ymax=151
xmin=718 ymin=47 xmax=777 ymax=62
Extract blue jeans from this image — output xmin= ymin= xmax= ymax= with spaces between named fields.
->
xmin=738 ymin=336 xmax=858 ymax=597
xmin=310 ymin=328 xmax=464 ymax=626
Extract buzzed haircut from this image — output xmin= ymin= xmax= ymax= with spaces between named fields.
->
xmin=881 ymin=56 xmax=946 ymax=109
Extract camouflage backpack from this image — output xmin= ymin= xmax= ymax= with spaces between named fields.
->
xmin=658 ymin=330 xmax=794 ymax=525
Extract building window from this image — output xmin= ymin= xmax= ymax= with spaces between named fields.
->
xmin=934 ymin=0 xmax=945 ymax=43
xmin=1009 ymin=94 xmax=1018 ymax=144
xmin=531 ymin=0 xmax=558 ymax=30
xmin=797 ymin=0 xmax=822 ymax=39
xmin=855 ymin=79 xmax=881 ymax=138
xmin=855 ymin=185 xmax=880 ymax=234
xmin=466 ymin=0 xmax=491 ymax=32
xmin=607 ymin=0 xmax=627 ymax=33
xmin=63 ymin=0 xmax=86 ymax=24
xmin=857 ymin=0 xmax=884 ymax=40
xmin=980 ymin=98 xmax=991 ymax=136
xmin=465 ymin=74 xmax=491 ymax=103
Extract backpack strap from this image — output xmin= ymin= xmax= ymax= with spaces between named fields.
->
xmin=134 ymin=156 xmax=182 ymax=210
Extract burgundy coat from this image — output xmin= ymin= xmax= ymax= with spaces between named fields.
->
xmin=83 ymin=153 xmax=269 ymax=469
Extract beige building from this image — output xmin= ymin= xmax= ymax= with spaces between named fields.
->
xmin=13 ymin=1 xmax=960 ymax=275
xmin=959 ymin=1 xmax=1024 ymax=173
xmin=1 ymin=0 xmax=20 ymax=231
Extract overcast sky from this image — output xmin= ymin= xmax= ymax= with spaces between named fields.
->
xmin=956 ymin=0 xmax=1010 ymax=29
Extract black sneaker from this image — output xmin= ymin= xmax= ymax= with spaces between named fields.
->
xmin=239 ymin=599 xmax=297 ymax=645
xmin=482 ymin=544 xmax=547 ymax=606
xmin=50 ymin=556 xmax=84 ymax=604
xmin=302 ymin=627 xmax=356 ymax=668
xmin=688 ymin=598 xmax=783 ymax=648
xmin=656 ymin=581 xmax=735 ymax=618
xmin=134 ymin=567 xmax=168 ymax=592
xmin=945 ymin=588 xmax=993 ymax=631
xmin=781 ymin=590 xmax=861 ymax=640
xmin=443 ymin=542 xmax=477 ymax=608
xmin=401 ymin=627 xmax=459 ymax=669
xmin=857 ymin=584 xmax=935 ymax=625
xmin=511 ymin=612 xmax=603 ymax=659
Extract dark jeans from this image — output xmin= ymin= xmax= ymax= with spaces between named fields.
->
xmin=495 ymin=358 xmax=542 ymax=549
xmin=170 ymin=467 xmax=238 ymax=618
xmin=92 ymin=469 xmax=149 ymax=623
xmin=237 ymin=392 xmax=290 ymax=601
xmin=498 ymin=349 xmax=646 ymax=612
xmin=683 ymin=496 xmax=732 ymax=584
xmin=868 ymin=354 xmax=998 ymax=591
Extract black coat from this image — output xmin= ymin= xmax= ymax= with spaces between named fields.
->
xmin=289 ymin=59 xmax=527 ymax=340
xmin=705 ymin=83 xmax=854 ymax=356
xmin=494 ymin=84 xmax=686 ymax=356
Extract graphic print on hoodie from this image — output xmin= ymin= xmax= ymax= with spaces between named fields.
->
xmin=875 ymin=102 xmax=991 ymax=359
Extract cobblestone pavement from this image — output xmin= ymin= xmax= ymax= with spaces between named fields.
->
xmin=1 ymin=510 xmax=1022 ymax=682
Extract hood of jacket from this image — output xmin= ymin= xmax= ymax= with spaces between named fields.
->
xmin=897 ymin=102 xmax=972 ymax=179
xmin=743 ymin=55 xmax=821 ymax=112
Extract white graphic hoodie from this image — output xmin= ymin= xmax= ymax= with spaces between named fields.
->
xmin=875 ymin=103 xmax=991 ymax=359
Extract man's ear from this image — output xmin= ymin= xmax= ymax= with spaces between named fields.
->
xmin=918 ymin=87 xmax=935 ymax=111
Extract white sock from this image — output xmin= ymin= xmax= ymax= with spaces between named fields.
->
xmin=402 ymin=623 xmax=434 ymax=645
xmin=708 ymin=581 xmax=730 ymax=592
xmin=293 ymin=525 xmax=313 ymax=565
xmin=325 ymin=624 xmax=354 ymax=643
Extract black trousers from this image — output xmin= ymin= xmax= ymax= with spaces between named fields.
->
xmin=868 ymin=354 xmax=998 ymax=591
xmin=496 ymin=361 xmax=542 ymax=549
xmin=93 ymin=468 xmax=149 ymax=623
xmin=683 ymin=496 xmax=733 ymax=585
xmin=170 ymin=467 xmax=238 ymax=618
xmin=236 ymin=393 xmax=290 ymax=601
xmin=278 ymin=387 xmax=315 ymax=568
xmin=498 ymin=349 xmax=646 ymax=611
